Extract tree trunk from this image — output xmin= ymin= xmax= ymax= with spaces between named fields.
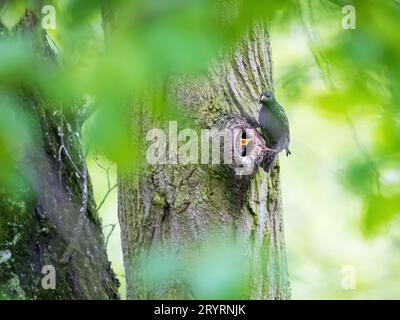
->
xmin=0 ymin=12 xmax=119 ymax=300
xmin=118 ymin=23 xmax=290 ymax=299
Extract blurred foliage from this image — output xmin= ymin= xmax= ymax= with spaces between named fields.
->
xmin=138 ymin=237 xmax=250 ymax=299
xmin=0 ymin=93 xmax=31 ymax=192
xmin=0 ymin=0 xmax=296 ymax=178
xmin=287 ymin=0 xmax=400 ymax=236
xmin=0 ymin=0 xmax=400 ymax=298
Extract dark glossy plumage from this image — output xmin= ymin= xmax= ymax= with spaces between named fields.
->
xmin=258 ymin=90 xmax=291 ymax=172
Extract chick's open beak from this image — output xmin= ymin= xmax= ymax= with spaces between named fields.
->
xmin=240 ymin=138 xmax=252 ymax=146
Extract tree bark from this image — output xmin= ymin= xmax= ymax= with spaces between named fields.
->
xmin=118 ymin=23 xmax=290 ymax=299
xmin=0 ymin=11 xmax=119 ymax=300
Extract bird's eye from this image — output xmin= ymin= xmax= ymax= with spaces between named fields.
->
xmin=261 ymin=92 xmax=271 ymax=100
xmin=260 ymin=92 xmax=272 ymax=102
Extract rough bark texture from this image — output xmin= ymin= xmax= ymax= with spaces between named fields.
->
xmin=0 ymin=12 xmax=119 ymax=300
xmin=119 ymin=23 xmax=290 ymax=299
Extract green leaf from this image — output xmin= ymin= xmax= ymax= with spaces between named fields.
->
xmin=362 ymin=195 xmax=400 ymax=236
xmin=0 ymin=0 xmax=28 ymax=30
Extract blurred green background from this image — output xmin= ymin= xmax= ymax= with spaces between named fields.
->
xmin=1 ymin=0 xmax=400 ymax=299
xmin=273 ymin=1 xmax=400 ymax=299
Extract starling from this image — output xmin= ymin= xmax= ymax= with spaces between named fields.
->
xmin=258 ymin=90 xmax=291 ymax=172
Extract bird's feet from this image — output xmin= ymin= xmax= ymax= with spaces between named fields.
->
xmin=261 ymin=146 xmax=278 ymax=153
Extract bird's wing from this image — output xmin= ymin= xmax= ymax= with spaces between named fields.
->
xmin=266 ymin=105 xmax=289 ymax=153
xmin=277 ymin=107 xmax=290 ymax=136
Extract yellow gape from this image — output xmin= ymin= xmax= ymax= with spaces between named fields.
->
xmin=239 ymin=138 xmax=252 ymax=147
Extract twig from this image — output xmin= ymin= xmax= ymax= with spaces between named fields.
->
xmin=97 ymin=183 xmax=118 ymax=211
xmin=104 ymin=223 xmax=116 ymax=248
xmin=94 ymin=153 xmax=118 ymax=211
